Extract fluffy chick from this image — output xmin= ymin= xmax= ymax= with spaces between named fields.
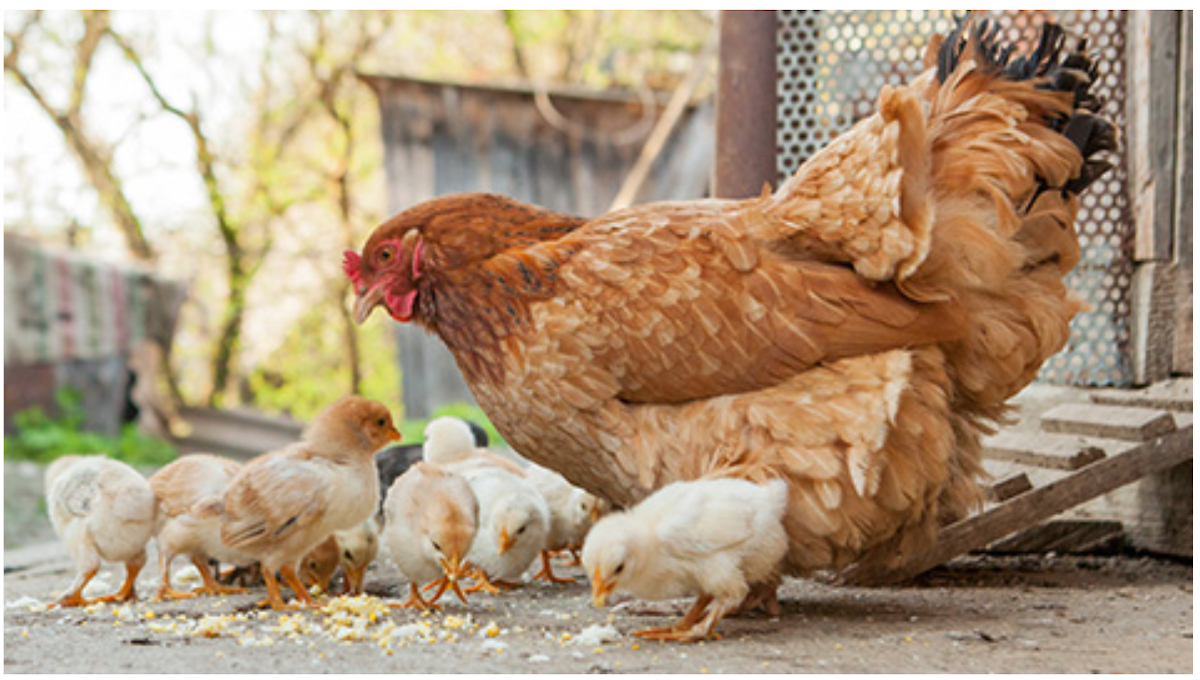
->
xmin=382 ymin=462 xmax=478 ymax=609
xmin=149 ymin=453 xmax=253 ymax=600
xmin=218 ymin=395 xmax=400 ymax=610
xmin=524 ymin=463 xmax=604 ymax=584
xmin=583 ymin=477 xmax=788 ymax=642
xmin=375 ymin=419 xmax=489 ymax=521
xmin=423 ymin=416 xmax=524 ymax=476
xmin=44 ymin=455 xmax=157 ymax=607
xmin=455 ymin=464 xmax=549 ymax=592
xmin=300 ymin=535 xmax=340 ymax=595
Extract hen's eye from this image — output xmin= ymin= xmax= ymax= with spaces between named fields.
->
xmin=378 ymin=247 xmax=395 ymax=263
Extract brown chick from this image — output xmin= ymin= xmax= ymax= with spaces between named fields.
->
xmin=299 ymin=535 xmax=340 ymax=596
xmin=149 ymin=453 xmax=254 ymax=600
xmin=44 ymin=455 xmax=157 ymax=607
xmin=217 ymin=395 xmax=401 ymax=610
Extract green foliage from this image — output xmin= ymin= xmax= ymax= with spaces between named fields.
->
xmin=3 ymin=389 xmax=176 ymax=467
xmin=399 ymin=401 xmax=507 ymax=448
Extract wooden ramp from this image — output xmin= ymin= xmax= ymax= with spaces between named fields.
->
xmin=843 ymin=394 xmax=1192 ymax=586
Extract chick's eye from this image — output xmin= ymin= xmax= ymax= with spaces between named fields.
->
xmin=517 ymin=525 xmax=526 ymax=535
xmin=431 ymin=540 xmax=441 ymax=552
xmin=614 ymin=563 xmax=624 ymax=575
xmin=376 ymin=417 xmax=386 ymax=427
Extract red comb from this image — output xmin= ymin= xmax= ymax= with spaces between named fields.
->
xmin=343 ymin=250 xmax=363 ymax=286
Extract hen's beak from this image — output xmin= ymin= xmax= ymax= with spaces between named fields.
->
xmin=590 ymin=568 xmax=615 ymax=608
xmin=498 ymin=528 xmax=514 ymax=554
xmin=352 ymin=285 xmax=385 ymax=325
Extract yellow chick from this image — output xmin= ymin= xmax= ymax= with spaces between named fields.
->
xmin=422 ymin=416 xmax=525 ymax=476
xmin=44 ymin=454 xmax=157 ymax=607
xmin=334 ymin=519 xmax=380 ymax=595
xmin=382 ymin=462 xmax=478 ymax=609
xmin=524 ymin=463 xmax=604 ymax=584
xmin=217 ymin=395 xmax=401 ymax=610
xmin=455 ymin=464 xmax=549 ymax=593
xmin=583 ymin=477 xmax=788 ymax=642
xmin=148 ymin=453 xmax=254 ymax=599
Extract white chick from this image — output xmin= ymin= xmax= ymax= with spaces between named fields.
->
xmin=149 ymin=453 xmax=254 ymax=599
xmin=583 ymin=477 xmax=788 ymax=642
xmin=423 ymin=416 xmax=525 ymax=476
xmin=524 ymin=463 xmax=603 ymax=583
xmin=456 ymin=464 xmax=550 ymax=593
xmin=44 ymin=454 xmax=157 ymax=607
xmin=334 ymin=519 xmax=380 ymax=595
xmin=382 ymin=462 xmax=478 ymax=609
xmin=217 ymin=395 xmax=401 ymax=610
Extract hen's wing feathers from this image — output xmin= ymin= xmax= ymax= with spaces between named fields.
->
xmin=539 ymin=205 xmax=965 ymax=405
xmin=221 ymin=453 xmax=328 ymax=550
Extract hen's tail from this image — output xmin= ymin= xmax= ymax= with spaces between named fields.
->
xmin=904 ymin=17 xmax=1118 ymax=416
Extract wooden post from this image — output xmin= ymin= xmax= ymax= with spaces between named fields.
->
xmin=713 ymin=11 xmax=778 ymax=199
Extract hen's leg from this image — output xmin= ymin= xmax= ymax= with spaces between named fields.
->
xmin=191 ymin=556 xmax=247 ymax=597
xmin=533 ymin=551 xmax=577 ymax=584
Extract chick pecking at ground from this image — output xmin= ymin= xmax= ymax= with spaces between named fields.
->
xmin=524 ymin=462 xmax=604 ymax=584
xmin=374 ymin=418 xmax=489 ymax=523
xmin=216 ymin=395 xmax=401 ymax=610
xmin=148 ymin=453 xmax=254 ymax=600
xmin=423 ymin=416 xmax=525 ymax=476
xmin=382 ymin=462 xmax=479 ymax=609
xmin=455 ymin=464 xmax=550 ymax=593
xmin=44 ymin=454 xmax=157 ymax=607
xmin=333 ymin=519 xmax=380 ymax=595
xmin=583 ymin=477 xmax=789 ymax=642
xmin=300 ymin=535 xmax=340 ymax=595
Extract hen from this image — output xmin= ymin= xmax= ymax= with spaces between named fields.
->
xmin=148 ymin=453 xmax=253 ymax=599
xmin=347 ymin=18 xmax=1116 ymax=592
xmin=583 ymin=477 xmax=788 ymax=641
xmin=44 ymin=455 xmax=157 ymax=607
xmin=216 ymin=395 xmax=401 ymax=609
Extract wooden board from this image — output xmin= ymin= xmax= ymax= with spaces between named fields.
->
xmin=986 ymin=473 xmax=1032 ymax=502
xmin=983 ymin=430 xmax=1112 ymax=470
xmin=985 ymin=520 xmax=1125 ymax=555
xmin=841 ymin=425 xmax=1192 ymax=586
xmin=1040 ymin=403 xmax=1178 ymax=442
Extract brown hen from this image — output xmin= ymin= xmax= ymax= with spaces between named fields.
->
xmin=347 ymin=17 xmax=1115 ymax=590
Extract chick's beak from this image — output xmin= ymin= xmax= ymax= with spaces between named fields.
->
xmin=386 ymin=426 xmax=402 ymax=442
xmin=498 ymin=528 xmax=514 ymax=554
xmin=352 ymin=285 xmax=385 ymax=325
xmin=590 ymin=568 xmax=615 ymax=608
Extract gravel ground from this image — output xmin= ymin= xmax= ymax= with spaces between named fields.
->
xmin=3 ymin=541 xmax=1192 ymax=674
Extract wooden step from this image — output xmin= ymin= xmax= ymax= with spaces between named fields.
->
xmin=983 ymin=430 xmax=1121 ymax=470
xmin=1040 ymin=403 xmax=1177 ymax=442
xmin=1089 ymin=379 xmax=1192 ymax=413
xmin=984 ymin=520 xmax=1125 ymax=555
xmin=986 ymin=472 xmax=1033 ymax=502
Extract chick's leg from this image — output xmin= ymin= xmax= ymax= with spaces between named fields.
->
xmin=633 ymin=594 xmax=714 ymax=641
xmin=93 ymin=553 xmax=144 ymax=604
xmin=279 ymin=564 xmax=321 ymax=607
xmin=154 ymin=550 xmax=196 ymax=601
xmin=533 ymin=551 xmax=577 ymax=584
xmin=390 ymin=582 xmax=439 ymax=610
xmin=50 ymin=565 xmax=100 ymax=608
xmin=258 ymin=566 xmax=299 ymax=610
xmin=191 ymin=556 xmax=247 ymax=597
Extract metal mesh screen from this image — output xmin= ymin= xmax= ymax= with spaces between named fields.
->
xmin=776 ymin=10 xmax=1134 ymax=386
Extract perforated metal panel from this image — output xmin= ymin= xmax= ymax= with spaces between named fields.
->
xmin=776 ymin=10 xmax=1133 ymax=386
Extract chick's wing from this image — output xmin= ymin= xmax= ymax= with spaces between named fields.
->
xmin=221 ymin=452 xmax=329 ymax=550
xmin=649 ymin=486 xmax=758 ymax=561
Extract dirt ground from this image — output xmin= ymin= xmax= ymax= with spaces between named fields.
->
xmin=3 ymin=537 xmax=1192 ymax=674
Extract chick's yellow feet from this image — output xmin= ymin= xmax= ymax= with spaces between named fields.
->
xmin=533 ymin=551 xmax=577 ymax=584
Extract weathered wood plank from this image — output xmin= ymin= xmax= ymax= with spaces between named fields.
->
xmin=841 ymin=425 xmax=1192 ymax=585
xmin=1089 ymin=379 xmax=1193 ymax=413
xmin=1040 ymin=403 xmax=1177 ymax=442
xmin=984 ymin=520 xmax=1125 ymax=555
xmin=983 ymin=430 xmax=1111 ymax=470
xmin=986 ymin=473 xmax=1033 ymax=502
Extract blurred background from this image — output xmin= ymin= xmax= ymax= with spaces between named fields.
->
xmin=3 ymin=10 xmax=718 ymax=469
